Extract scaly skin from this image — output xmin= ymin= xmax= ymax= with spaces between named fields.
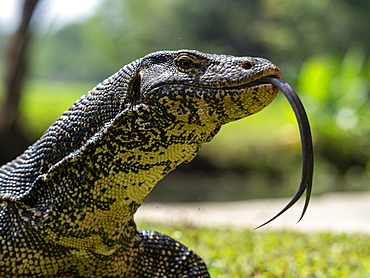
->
xmin=0 ymin=50 xmax=281 ymax=277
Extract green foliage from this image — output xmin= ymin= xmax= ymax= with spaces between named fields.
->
xmin=297 ymin=46 xmax=370 ymax=190
xmin=257 ymin=0 xmax=370 ymax=60
xmin=138 ymin=222 xmax=370 ymax=277
xmin=24 ymin=0 xmax=369 ymax=83
xmin=30 ymin=25 xmax=114 ymax=81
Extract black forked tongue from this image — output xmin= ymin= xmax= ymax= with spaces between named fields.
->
xmin=254 ymin=77 xmax=314 ymax=229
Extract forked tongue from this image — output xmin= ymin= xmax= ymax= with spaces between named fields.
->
xmin=254 ymin=77 xmax=314 ymax=229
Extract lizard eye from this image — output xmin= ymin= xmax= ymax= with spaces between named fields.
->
xmin=177 ymin=56 xmax=194 ymax=72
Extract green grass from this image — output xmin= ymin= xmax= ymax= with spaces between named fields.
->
xmin=138 ymin=222 xmax=370 ymax=277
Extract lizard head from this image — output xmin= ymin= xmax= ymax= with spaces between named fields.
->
xmin=123 ymin=50 xmax=312 ymax=227
xmin=127 ymin=50 xmax=282 ymax=125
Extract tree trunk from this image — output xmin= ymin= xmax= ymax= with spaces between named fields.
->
xmin=0 ymin=0 xmax=40 ymax=165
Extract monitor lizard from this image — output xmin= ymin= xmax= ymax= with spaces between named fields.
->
xmin=0 ymin=50 xmax=300 ymax=277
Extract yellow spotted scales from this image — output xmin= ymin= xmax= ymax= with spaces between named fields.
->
xmin=0 ymin=50 xmax=281 ymax=277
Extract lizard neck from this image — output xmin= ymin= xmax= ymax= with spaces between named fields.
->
xmin=0 ymin=60 xmax=139 ymax=200
xmin=27 ymin=108 xmax=220 ymax=255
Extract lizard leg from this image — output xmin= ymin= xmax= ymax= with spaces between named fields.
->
xmin=131 ymin=230 xmax=210 ymax=278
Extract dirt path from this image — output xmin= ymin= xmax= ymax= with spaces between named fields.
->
xmin=136 ymin=192 xmax=370 ymax=234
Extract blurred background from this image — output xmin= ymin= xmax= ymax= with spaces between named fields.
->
xmin=0 ymin=0 xmax=369 ymax=203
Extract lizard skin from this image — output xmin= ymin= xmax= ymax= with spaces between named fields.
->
xmin=0 ymin=50 xmax=282 ymax=277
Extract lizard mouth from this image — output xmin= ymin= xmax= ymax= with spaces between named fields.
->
xmin=221 ymin=75 xmax=282 ymax=90
xmin=252 ymin=77 xmax=314 ymax=229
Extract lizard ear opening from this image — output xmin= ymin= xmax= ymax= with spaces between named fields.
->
xmin=126 ymin=72 xmax=142 ymax=109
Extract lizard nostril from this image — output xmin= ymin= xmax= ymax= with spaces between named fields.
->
xmin=242 ymin=61 xmax=253 ymax=70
